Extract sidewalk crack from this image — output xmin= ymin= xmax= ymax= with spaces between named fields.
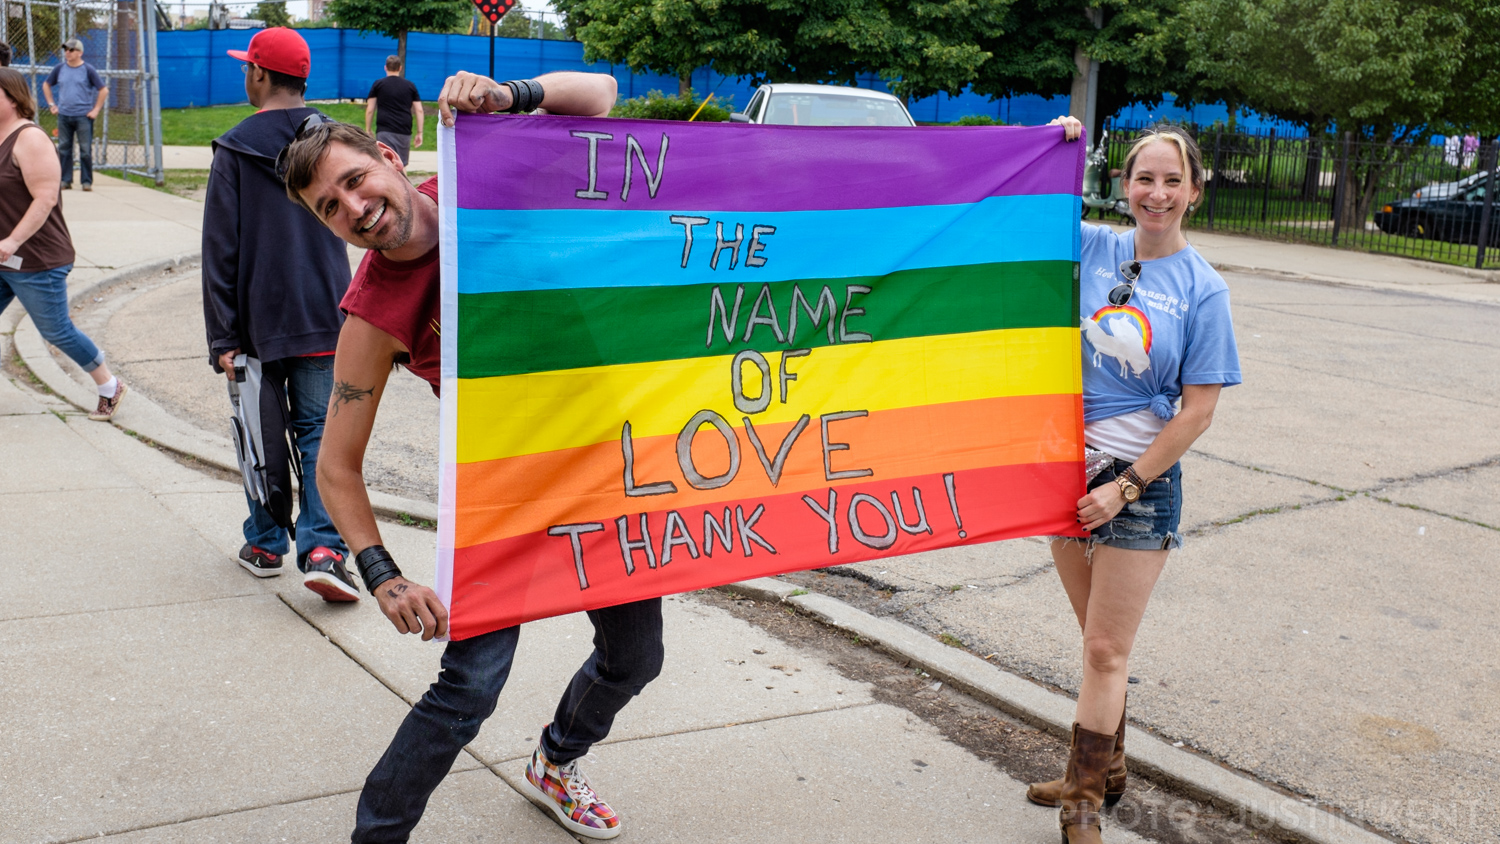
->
xmin=1367 ymin=495 xmax=1499 ymax=532
xmin=1236 ymin=354 xmax=1500 ymax=409
xmin=47 ymin=785 xmax=365 ymax=844
xmin=479 ymin=701 xmax=880 ymax=766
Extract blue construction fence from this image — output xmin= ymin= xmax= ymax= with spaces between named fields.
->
xmin=158 ymin=28 xmax=1295 ymax=130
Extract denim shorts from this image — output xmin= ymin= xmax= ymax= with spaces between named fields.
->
xmin=1071 ymin=458 xmax=1184 ymax=551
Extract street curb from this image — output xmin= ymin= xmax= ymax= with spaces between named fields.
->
xmin=13 ymin=254 xmax=439 ymax=525
xmin=721 ymin=576 xmax=1396 ymax=844
xmin=1210 ymin=260 xmax=1500 ymax=290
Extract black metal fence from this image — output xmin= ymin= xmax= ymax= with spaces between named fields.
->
xmin=1098 ymin=122 xmax=1500 ymax=271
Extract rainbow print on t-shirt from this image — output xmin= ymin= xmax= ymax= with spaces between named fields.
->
xmin=435 ymin=114 xmax=1088 ymax=640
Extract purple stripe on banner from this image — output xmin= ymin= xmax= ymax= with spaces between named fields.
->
xmin=453 ymin=114 xmax=1085 ymax=212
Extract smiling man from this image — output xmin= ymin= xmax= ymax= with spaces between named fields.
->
xmin=280 ymin=70 xmax=657 ymax=843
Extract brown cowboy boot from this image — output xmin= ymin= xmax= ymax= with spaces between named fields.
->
xmin=1027 ymin=706 xmax=1126 ymax=807
xmin=1058 ymin=722 xmax=1116 ymax=844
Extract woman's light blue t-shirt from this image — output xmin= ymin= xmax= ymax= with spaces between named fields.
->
xmin=1079 ymin=224 xmax=1242 ymax=424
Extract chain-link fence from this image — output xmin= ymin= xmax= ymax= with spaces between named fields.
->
xmin=1099 ymin=122 xmax=1500 ymax=271
xmin=2 ymin=0 xmax=164 ymax=184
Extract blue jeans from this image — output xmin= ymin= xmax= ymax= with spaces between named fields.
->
xmin=240 ymin=356 xmax=345 ymax=565
xmin=1085 ymin=458 xmax=1184 ymax=550
xmin=56 ymin=114 xmax=93 ymax=186
xmin=0 ymin=264 xmax=104 ymax=371
xmin=352 ymin=599 xmax=665 ymax=843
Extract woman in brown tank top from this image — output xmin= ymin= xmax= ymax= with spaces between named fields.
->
xmin=0 ymin=68 xmax=125 ymax=420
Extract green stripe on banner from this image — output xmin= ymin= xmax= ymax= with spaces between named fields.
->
xmin=457 ymin=260 xmax=1077 ymax=378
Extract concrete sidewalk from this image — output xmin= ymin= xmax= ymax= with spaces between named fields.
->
xmin=48 ymin=173 xmax=204 ymax=288
xmin=9 ymin=171 xmax=1491 ymax=844
xmin=3 ymin=365 xmax=1109 ymax=843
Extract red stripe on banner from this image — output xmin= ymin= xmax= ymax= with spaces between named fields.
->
xmin=446 ymin=461 xmax=1086 ymax=639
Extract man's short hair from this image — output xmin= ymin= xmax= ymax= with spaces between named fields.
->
xmin=0 ymin=42 xmax=11 ymax=68
xmin=282 ymin=122 xmax=385 ymax=215
xmin=385 ymin=55 xmax=402 ymax=72
xmin=267 ymin=68 xmax=308 ymax=96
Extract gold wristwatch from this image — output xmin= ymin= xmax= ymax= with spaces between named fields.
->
xmin=1114 ymin=465 xmax=1151 ymax=502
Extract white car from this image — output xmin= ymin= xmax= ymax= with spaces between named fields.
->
xmin=1412 ymin=170 xmax=1488 ymax=201
xmin=729 ymin=83 xmax=916 ymax=127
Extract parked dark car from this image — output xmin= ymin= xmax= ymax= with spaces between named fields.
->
xmin=1374 ymin=174 xmax=1498 ymax=243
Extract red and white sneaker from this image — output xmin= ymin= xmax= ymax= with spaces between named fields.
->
xmin=237 ymin=544 xmax=283 ymax=578
xmin=519 ymin=740 xmax=621 ymax=839
xmin=301 ymin=547 xmax=360 ymax=602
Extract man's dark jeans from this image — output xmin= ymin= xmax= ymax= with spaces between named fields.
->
xmin=56 ymin=114 xmax=93 ymax=186
xmin=239 ymin=356 xmax=345 ymax=564
xmin=351 ymin=598 xmax=665 ymax=843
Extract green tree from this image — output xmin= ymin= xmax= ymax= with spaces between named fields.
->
xmin=496 ymin=10 xmax=534 ymax=38
xmin=326 ymin=0 xmax=471 ymax=73
xmin=254 ymin=2 xmax=293 ymax=28
xmin=1180 ymin=0 xmax=1500 ymax=228
xmin=554 ymin=0 xmax=970 ymax=96
xmin=557 ymin=0 xmax=1207 ymax=131
xmin=611 ymin=89 xmax=733 ymax=121
xmin=885 ymin=0 xmax=1215 ymax=139
xmin=496 ymin=10 xmax=573 ymax=40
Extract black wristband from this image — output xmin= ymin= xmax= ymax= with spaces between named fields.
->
xmin=355 ymin=545 xmax=403 ymax=593
xmin=502 ymin=78 xmax=544 ymax=113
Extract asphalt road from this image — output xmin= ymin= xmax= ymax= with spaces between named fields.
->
xmin=80 ymin=267 xmax=1500 ymax=844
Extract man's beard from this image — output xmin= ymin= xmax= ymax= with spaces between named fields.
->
xmin=365 ymin=189 xmax=416 ymax=252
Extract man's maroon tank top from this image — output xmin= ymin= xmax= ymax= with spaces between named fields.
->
xmin=0 ymin=123 xmax=76 ymax=272
xmin=340 ymin=177 xmax=442 ymax=394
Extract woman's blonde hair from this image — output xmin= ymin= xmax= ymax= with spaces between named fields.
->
xmin=1122 ymin=124 xmax=1205 ymax=222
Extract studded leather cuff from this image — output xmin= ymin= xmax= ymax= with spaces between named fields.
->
xmin=355 ymin=545 xmax=403 ymax=593
xmin=502 ymin=78 xmax=544 ymax=113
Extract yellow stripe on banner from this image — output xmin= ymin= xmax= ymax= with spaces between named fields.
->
xmin=455 ymin=327 xmax=1080 ymax=464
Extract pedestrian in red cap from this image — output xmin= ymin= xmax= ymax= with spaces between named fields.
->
xmin=202 ymin=27 xmax=358 ymax=599
xmin=225 ymin=25 xmax=311 ymax=78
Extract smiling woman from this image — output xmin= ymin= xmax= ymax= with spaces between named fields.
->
xmin=1025 ymin=117 xmax=1242 ymax=844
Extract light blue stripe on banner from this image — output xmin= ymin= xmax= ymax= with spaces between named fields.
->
xmin=453 ymin=194 xmax=1081 ymax=294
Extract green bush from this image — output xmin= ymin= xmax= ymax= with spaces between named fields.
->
xmin=955 ymin=114 xmax=1005 ymax=126
xmin=610 ymin=90 xmax=733 ymax=122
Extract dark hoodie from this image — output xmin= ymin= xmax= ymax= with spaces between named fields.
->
xmin=202 ymin=107 xmax=350 ymax=369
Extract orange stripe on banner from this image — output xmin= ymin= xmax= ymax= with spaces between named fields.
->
xmin=453 ymin=393 xmax=1082 ymax=549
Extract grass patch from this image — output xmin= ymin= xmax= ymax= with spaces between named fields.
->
xmin=161 ymin=102 xmax=442 ymax=150
xmin=9 ymin=350 xmax=52 ymax=393
xmin=395 ymin=512 xmax=437 ymax=530
xmin=788 ymin=588 xmax=809 ymax=597
xmin=938 ymin=632 xmax=965 ymax=648
xmin=121 ymin=169 xmax=212 ymax=198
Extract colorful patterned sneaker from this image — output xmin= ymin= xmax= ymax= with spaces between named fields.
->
xmin=301 ymin=547 xmax=360 ymax=602
xmin=88 ymin=381 xmax=127 ymax=421
xmin=237 ymin=543 xmax=283 ymax=578
xmin=520 ymin=743 xmax=621 ymax=839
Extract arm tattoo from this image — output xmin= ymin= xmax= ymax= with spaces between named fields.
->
xmin=331 ymin=380 xmax=375 ymax=417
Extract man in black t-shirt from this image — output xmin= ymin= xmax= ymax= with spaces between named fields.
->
xmin=364 ymin=55 xmax=422 ymax=164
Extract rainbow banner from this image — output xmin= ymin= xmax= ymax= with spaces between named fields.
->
xmin=436 ymin=114 xmax=1086 ymax=640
